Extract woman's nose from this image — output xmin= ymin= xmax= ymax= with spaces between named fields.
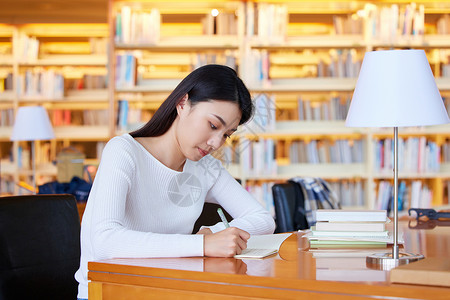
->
xmin=207 ymin=133 xmax=223 ymax=151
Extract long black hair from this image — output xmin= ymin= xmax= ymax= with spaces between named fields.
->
xmin=130 ymin=64 xmax=253 ymax=138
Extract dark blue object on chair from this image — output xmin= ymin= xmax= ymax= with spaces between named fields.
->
xmin=0 ymin=194 xmax=81 ymax=300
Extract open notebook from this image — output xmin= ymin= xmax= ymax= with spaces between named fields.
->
xmin=234 ymin=233 xmax=292 ymax=259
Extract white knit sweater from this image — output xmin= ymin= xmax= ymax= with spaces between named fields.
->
xmin=75 ymin=134 xmax=275 ymax=298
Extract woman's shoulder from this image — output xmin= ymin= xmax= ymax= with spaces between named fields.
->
xmin=103 ymin=133 xmax=140 ymax=155
xmin=187 ymin=155 xmax=225 ymax=182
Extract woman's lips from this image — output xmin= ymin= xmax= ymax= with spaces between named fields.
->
xmin=198 ymin=148 xmax=208 ymax=157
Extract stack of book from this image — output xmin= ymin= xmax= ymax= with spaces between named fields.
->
xmin=307 ymin=209 xmax=400 ymax=248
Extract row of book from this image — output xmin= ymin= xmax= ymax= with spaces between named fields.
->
xmin=374 ymin=137 xmax=441 ymax=173
xmin=437 ymin=14 xmax=450 ymax=35
xmin=241 ymin=49 xmax=361 ymax=86
xmin=116 ymin=99 xmax=152 ymax=132
xmin=363 ymin=3 xmax=425 ymax=43
xmin=0 ymin=109 xmax=14 ymax=127
xmin=328 ymin=180 xmax=364 ymax=208
xmin=1 ymin=73 xmax=13 ymax=91
xmin=245 ymin=93 xmax=276 ymax=133
xmin=246 ymin=180 xmax=364 ymax=210
xmin=65 ymin=75 xmax=108 ymax=90
xmin=376 ymin=180 xmax=432 ymax=214
xmin=241 ymin=138 xmax=277 ymax=177
xmin=245 ymin=2 xmax=288 ymax=41
xmin=16 ymin=70 xmax=64 ymax=100
xmin=51 ymin=109 xmax=109 ymax=127
xmin=289 ymin=139 xmax=364 ymax=164
xmin=298 ymin=95 xmax=352 ymax=121
xmin=201 ymin=13 xmax=238 ymax=36
xmin=1 ymin=73 xmax=107 ymax=93
xmin=115 ymin=53 xmax=138 ymax=88
xmin=317 ymin=49 xmax=361 ymax=79
xmin=115 ymin=6 xmax=161 ymax=45
xmin=441 ymin=140 xmax=450 ymax=163
xmin=442 ymin=64 xmax=450 ymax=78
xmin=0 ymin=108 xmax=109 ymax=128
xmin=245 ymin=182 xmax=276 ymax=218
xmin=15 ymin=33 xmax=39 ymax=63
xmin=333 ymin=15 xmax=364 ymax=35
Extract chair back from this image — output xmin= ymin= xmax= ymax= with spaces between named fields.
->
xmin=272 ymin=182 xmax=308 ymax=233
xmin=0 ymin=194 xmax=80 ymax=300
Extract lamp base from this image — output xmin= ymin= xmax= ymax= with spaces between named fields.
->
xmin=366 ymin=252 xmax=424 ymax=270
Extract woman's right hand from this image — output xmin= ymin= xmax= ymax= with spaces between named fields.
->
xmin=204 ymin=227 xmax=250 ymax=257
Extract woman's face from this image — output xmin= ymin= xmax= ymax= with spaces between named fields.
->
xmin=176 ymin=99 xmax=241 ymax=161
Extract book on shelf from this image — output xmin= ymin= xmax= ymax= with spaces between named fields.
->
xmin=315 ymin=209 xmax=388 ymax=222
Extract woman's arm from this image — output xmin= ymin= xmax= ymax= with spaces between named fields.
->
xmin=204 ymin=167 xmax=276 ymax=235
xmin=84 ymin=137 xmax=203 ymax=259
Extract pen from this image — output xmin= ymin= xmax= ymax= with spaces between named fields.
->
xmin=217 ymin=207 xmax=230 ymax=228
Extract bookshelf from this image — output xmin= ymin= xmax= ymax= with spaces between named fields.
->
xmin=0 ymin=23 xmax=110 ymax=194
xmin=109 ymin=0 xmax=243 ymax=135
xmin=233 ymin=0 xmax=450 ymax=214
xmin=1 ymin=0 xmax=450 ymax=213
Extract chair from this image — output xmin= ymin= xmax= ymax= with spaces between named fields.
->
xmin=193 ymin=203 xmax=232 ymax=234
xmin=0 ymin=194 xmax=81 ymax=300
xmin=272 ymin=182 xmax=308 ymax=233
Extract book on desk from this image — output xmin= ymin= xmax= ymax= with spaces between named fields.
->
xmin=307 ymin=209 xmax=400 ymax=249
xmin=234 ymin=233 xmax=292 ymax=259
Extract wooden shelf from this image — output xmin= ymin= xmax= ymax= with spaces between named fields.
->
xmin=18 ymin=54 xmax=107 ymax=67
xmin=115 ymin=35 xmax=239 ymax=51
xmin=0 ymin=91 xmax=15 ymax=102
xmin=0 ymin=55 xmax=12 ymax=67
xmin=248 ymin=78 xmax=358 ymax=92
xmin=18 ymin=90 xmax=109 ymax=106
xmin=251 ymin=35 xmax=366 ymax=49
xmin=54 ymin=126 xmax=110 ymax=140
xmin=244 ymin=163 xmax=366 ymax=180
xmin=0 ymin=126 xmax=12 ymax=140
xmin=19 ymin=24 xmax=108 ymax=37
xmin=370 ymin=35 xmax=450 ymax=49
xmin=116 ymin=79 xmax=181 ymax=93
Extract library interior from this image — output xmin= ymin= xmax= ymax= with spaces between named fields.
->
xmin=0 ymin=0 xmax=449 ymax=299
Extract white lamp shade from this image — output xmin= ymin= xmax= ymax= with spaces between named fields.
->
xmin=11 ymin=106 xmax=55 ymax=141
xmin=345 ymin=49 xmax=449 ymax=127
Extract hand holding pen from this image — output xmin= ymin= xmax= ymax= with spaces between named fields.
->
xmin=202 ymin=207 xmax=250 ymax=257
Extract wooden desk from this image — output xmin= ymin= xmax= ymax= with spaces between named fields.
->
xmin=88 ymin=222 xmax=450 ymax=299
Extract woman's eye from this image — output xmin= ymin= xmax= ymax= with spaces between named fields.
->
xmin=223 ymin=134 xmax=231 ymax=139
xmin=210 ymin=122 xmax=217 ymax=130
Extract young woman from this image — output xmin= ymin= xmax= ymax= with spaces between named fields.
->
xmin=75 ymin=64 xmax=276 ymax=299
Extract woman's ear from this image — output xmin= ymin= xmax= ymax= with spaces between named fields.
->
xmin=176 ymin=94 xmax=189 ymax=114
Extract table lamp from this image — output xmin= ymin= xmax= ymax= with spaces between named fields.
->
xmin=11 ymin=106 xmax=55 ymax=194
xmin=345 ymin=49 xmax=449 ymax=268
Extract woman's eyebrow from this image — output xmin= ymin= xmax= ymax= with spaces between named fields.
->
xmin=212 ymin=114 xmax=226 ymax=126
xmin=212 ymin=114 xmax=238 ymax=132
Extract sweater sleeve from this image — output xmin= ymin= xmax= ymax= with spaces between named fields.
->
xmin=204 ymin=167 xmax=276 ymax=235
xmin=85 ymin=137 xmax=204 ymax=259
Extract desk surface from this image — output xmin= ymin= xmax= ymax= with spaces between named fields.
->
xmin=88 ymin=222 xmax=450 ymax=300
